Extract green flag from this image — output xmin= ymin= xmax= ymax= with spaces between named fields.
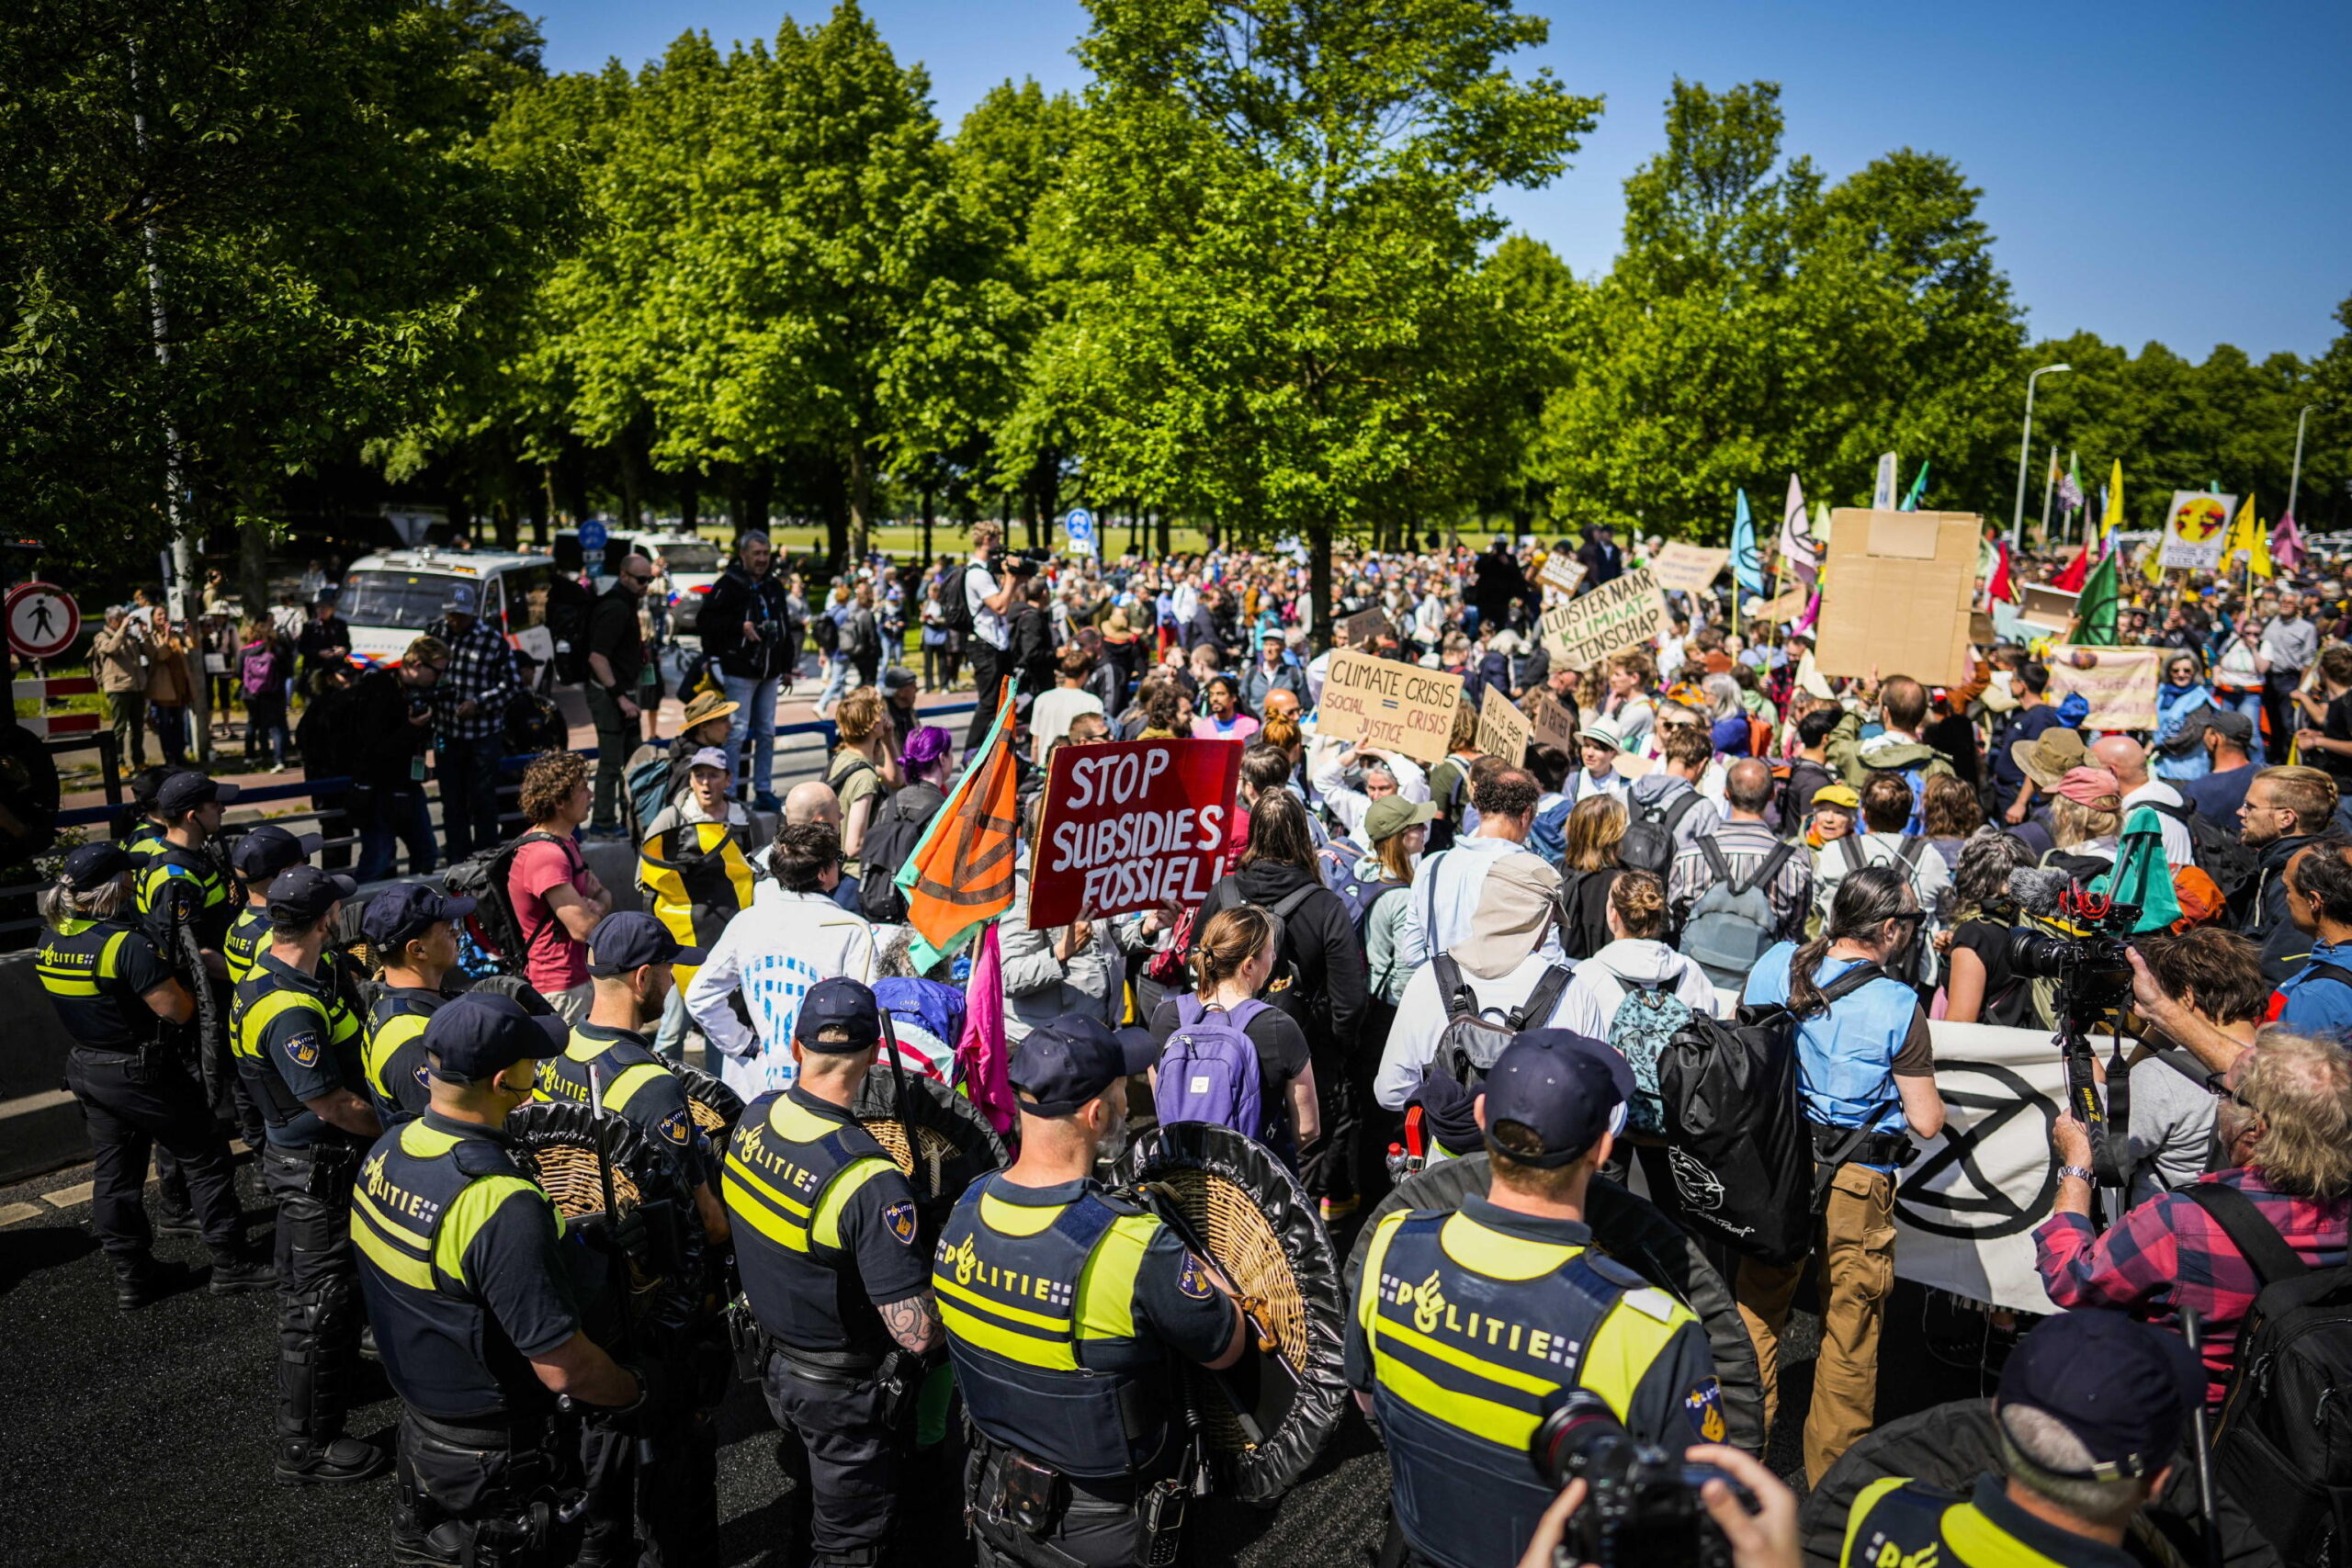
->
xmin=2074 ymin=551 xmax=2120 ymax=646
xmin=1899 ymin=461 xmax=1929 ymax=512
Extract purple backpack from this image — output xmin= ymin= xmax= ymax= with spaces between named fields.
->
xmin=1157 ymin=995 xmax=1267 ymax=1139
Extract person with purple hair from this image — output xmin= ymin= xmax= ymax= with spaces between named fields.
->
xmin=857 ymin=725 xmax=958 ymax=927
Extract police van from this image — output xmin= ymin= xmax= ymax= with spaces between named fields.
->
xmin=337 ymin=547 xmax=552 ymax=667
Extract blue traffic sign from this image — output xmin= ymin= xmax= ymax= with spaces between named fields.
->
xmin=1064 ymin=509 xmax=1097 ymax=550
xmin=578 ymin=519 xmax=609 ymax=552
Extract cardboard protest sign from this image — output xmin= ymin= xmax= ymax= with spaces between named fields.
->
xmin=1539 ymin=568 xmax=1668 ymax=672
xmin=1341 ymin=607 xmax=1393 ymax=649
xmin=1540 ymin=555 xmax=1587 ymax=595
xmin=1031 ymin=739 xmax=1242 ymax=927
xmin=1316 ymin=649 xmax=1465 ymax=764
xmin=1528 ymin=689 xmax=1578 ymax=752
xmin=1611 ymin=751 xmax=1656 ymax=781
xmin=2046 ymin=647 xmax=2161 ymax=731
xmin=1477 ymin=685 xmax=1534 ymax=765
xmin=1814 ymin=509 xmax=1980 ymax=687
xmin=1649 ymin=543 xmax=1730 ymax=595
xmin=1747 ymin=587 xmax=1806 ymax=626
xmin=2160 ymin=491 xmax=2234 ymax=570
xmin=2016 ymin=584 xmax=2078 ymax=637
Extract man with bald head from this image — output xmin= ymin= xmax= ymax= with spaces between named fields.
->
xmin=780 ymin=779 xmax=862 ymax=913
xmin=584 ymin=552 xmax=656 ymax=835
xmin=1668 ymin=755 xmax=1815 ymax=985
xmin=2089 ymin=734 xmax=2196 ymax=867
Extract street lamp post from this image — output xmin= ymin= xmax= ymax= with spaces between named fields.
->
xmin=2289 ymin=403 xmax=2319 ymax=518
xmin=2011 ymin=364 xmax=2072 ymax=549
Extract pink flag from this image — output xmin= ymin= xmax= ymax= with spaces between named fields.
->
xmin=954 ymin=920 xmax=1016 ymax=1135
xmin=1795 ymin=589 xmax=1821 ymax=636
xmin=2274 ymin=509 xmax=2306 ymax=572
xmin=1778 ymin=473 xmax=1818 ymax=587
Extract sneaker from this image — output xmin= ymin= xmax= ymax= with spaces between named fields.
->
xmin=1319 ymin=1195 xmax=1360 ymax=1223
xmin=275 ymin=1435 xmax=391 ymax=1486
xmin=208 ymin=1255 xmax=277 ymax=1294
xmin=153 ymin=1208 xmax=202 ymax=1240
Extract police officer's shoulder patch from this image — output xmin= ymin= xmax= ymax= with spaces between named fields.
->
xmin=283 ymin=1031 xmax=321 ymax=1067
xmin=1587 ymin=1252 xmax=1646 ymax=1289
xmin=1177 ymin=1251 xmax=1215 ymax=1301
xmin=884 ymin=1201 xmax=917 ymax=1246
xmin=655 ymin=1109 xmax=692 ymax=1146
xmin=1684 ymin=1377 xmax=1727 ymax=1443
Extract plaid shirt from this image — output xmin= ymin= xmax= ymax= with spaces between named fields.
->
xmin=2035 ymin=1166 xmax=2352 ymax=1404
xmin=431 ymin=616 xmax=521 ymax=742
xmin=1667 ymin=818 xmax=1814 ymax=942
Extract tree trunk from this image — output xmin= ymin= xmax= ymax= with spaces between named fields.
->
xmin=1309 ymin=524 xmax=1333 ymax=652
xmin=847 ymin=444 xmax=872 ymax=564
xmin=921 ymin=484 xmax=933 ymax=565
xmin=529 ymin=471 xmax=550 ymax=546
xmin=494 ymin=498 xmax=519 ymax=553
xmin=556 ymin=445 xmax=590 ymax=527
xmin=734 ymin=464 xmax=773 ymax=535
xmin=240 ymin=508 xmax=272 ymax=621
xmin=1156 ymin=507 xmax=1170 ymax=558
xmin=677 ymin=471 xmax=699 ymax=533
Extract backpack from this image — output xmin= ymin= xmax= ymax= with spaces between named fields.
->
xmin=858 ymin=785 xmax=943 ymax=925
xmin=1836 ymin=835 xmax=1937 ymax=987
xmin=1557 ymin=867 xmax=1619 ymax=962
xmin=1314 ymin=840 xmax=1407 ymax=936
xmin=1620 ymin=789 xmax=1701 ymax=877
xmin=442 ymin=829 xmax=568 ymax=967
xmin=1155 ymin=995 xmax=1268 ymax=1138
xmin=2180 ymin=1182 xmax=2352 ymax=1562
xmin=1196 ymin=880 xmax=1321 ymax=1003
xmin=1656 ymin=961 xmax=1888 ymax=1265
xmin=622 ymin=748 xmax=679 ymax=842
xmin=810 ymin=609 xmax=840 ymax=654
xmin=239 ymin=644 xmax=276 ymax=697
xmin=543 ymin=574 xmax=593 ymax=683
xmin=940 ymin=563 xmax=978 ymax=639
xmin=2146 ymin=797 xmax=2258 ymax=898
xmin=1678 ymin=839 xmax=1794 ymax=987
xmin=1608 ymin=978 xmax=1696 ymax=1136
xmin=1430 ymin=951 xmax=1574 ymax=1090
xmin=1776 ymin=758 xmax=1836 ymax=838
xmin=1863 ymin=762 xmax=1930 ymax=837
xmin=1529 ymin=795 xmax=1572 ymax=871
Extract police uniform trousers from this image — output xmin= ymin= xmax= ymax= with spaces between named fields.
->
xmin=964 ymin=1432 xmax=1170 ymax=1568
xmin=261 ymin=1140 xmax=366 ymax=1450
xmin=397 ymin=1408 xmax=582 ymax=1568
xmin=577 ymin=1359 xmax=720 ymax=1568
xmin=763 ymin=1347 xmax=903 ymax=1567
xmin=1734 ymin=1161 xmax=1896 ymax=1484
xmin=64 ymin=1045 xmax=243 ymax=1259
xmin=155 ymin=977 xmax=266 ymax=1219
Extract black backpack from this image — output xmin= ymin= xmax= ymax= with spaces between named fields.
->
xmin=858 ymin=784 xmax=944 ymax=924
xmin=1656 ymin=961 xmax=1887 ymax=1266
xmin=940 ymin=563 xmax=978 ymax=639
xmin=1620 ymin=789 xmax=1701 ymax=877
xmin=810 ymin=608 xmax=840 ymax=654
xmin=1557 ymin=866 xmax=1620 ymax=961
xmin=542 ymin=575 xmax=593 ymax=683
xmin=2181 ymin=1181 xmax=2352 ymax=1562
xmin=2146 ymin=796 xmax=2258 ymax=898
xmin=1430 ymin=951 xmax=1575 ymax=1090
xmin=442 ymin=829 xmax=569 ymax=968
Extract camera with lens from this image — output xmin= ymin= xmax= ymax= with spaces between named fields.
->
xmin=1529 ymin=1390 xmax=1751 ymax=1568
xmin=2004 ymin=925 xmax=2134 ymax=1022
xmin=1004 ymin=549 xmax=1047 ymax=579
xmin=752 ymin=618 xmax=786 ymax=643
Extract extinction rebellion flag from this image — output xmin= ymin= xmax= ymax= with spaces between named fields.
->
xmin=896 ymin=680 xmax=1022 ymax=969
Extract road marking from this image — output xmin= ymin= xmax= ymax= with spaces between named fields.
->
xmin=44 ymin=1181 xmax=95 ymax=1210
xmin=0 ymin=1201 xmax=44 ymax=1228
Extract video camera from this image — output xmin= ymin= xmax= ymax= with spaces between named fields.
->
xmin=1529 ymin=1390 xmax=1752 ymax=1568
xmin=2004 ymin=867 xmax=2143 ymax=1211
xmin=1002 ymin=548 xmax=1048 ymax=579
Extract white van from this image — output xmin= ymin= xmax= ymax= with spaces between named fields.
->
xmin=628 ymin=532 xmax=727 ymax=632
xmin=337 ymin=547 xmax=552 ymax=667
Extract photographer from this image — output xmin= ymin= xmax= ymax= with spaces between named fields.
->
xmin=1736 ymin=865 xmax=1946 ymax=1484
xmin=1838 ymin=1311 xmax=2202 ymax=1568
xmin=1517 ymin=1446 xmax=1799 ymax=1568
xmin=963 ymin=521 xmax=1023 ymax=751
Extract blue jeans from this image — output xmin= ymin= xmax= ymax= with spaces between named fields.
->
xmin=357 ymin=785 xmax=436 ymax=882
xmin=2222 ymin=689 xmax=2267 ymax=766
xmin=721 ymin=672 xmax=779 ymax=799
xmin=816 ymin=654 xmax=854 ymax=713
xmin=435 ymin=734 xmax=503 ymax=860
xmin=655 ymin=984 xmax=690 ymax=1064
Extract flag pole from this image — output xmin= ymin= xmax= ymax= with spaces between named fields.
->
xmin=2040 ymin=445 xmax=2057 ymax=550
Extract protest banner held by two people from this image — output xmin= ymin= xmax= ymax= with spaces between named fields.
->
xmin=1029 ymin=738 xmax=1246 ymax=926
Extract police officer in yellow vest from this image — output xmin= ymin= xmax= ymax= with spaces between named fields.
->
xmin=35 ymin=842 xmax=275 ymax=1308
xmin=223 ymin=825 xmax=324 ymax=985
xmin=351 ymin=992 xmax=662 ymax=1568
xmin=539 ymin=911 xmax=728 ymax=1568
xmin=723 ymin=976 xmax=940 ymax=1568
xmin=233 ymin=863 xmax=387 ymax=1484
xmin=937 ymin=1014 xmax=1250 ymax=1568
xmin=1841 ymin=1311 xmax=2202 ymax=1568
xmin=358 ymin=884 xmax=475 ymax=1126
xmin=1350 ymin=1029 xmax=1723 ymax=1568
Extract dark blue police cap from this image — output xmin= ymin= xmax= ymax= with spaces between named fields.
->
xmin=361 ymin=883 xmax=476 ymax=953
xmin=228 ymin=824 xmax=322 ymax=881
xmin=585 ymin=911 xmax=703 ymax=976
xmin=1009 ymin=1015 xmax=1156 ymax=1117
xmin=156 ymin=772 xmax=238 ymax=816
xmin=266 ymin=864 xmax=356 ymax=926
xmin=793 ymin=977 xmax=882 ymax=1053
xmin=1998 ymin=1309 xmax=2204 ymax=1479
xmin=423 ymin=992 xmax=568 ymax=1081
xmin=1481 ymin=1029 xmax=1634 ymax=1168
xmin=62 ymin=841 xmax=136 ymax=892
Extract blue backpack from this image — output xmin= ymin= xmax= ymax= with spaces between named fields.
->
xmin=1157 ymin=996 xmax=1268 ymax=1139
xmin=1607 ymin=978 xmax=1696 ymax=1136
xmin=1529 ymin=795 xmax=1571 ymax=870
xmin=1315 ymin=840 xmax=1408 ymax=935
xmin=1868 ymin=763 xmax=1929 ymax=837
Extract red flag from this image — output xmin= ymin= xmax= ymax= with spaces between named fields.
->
xmin=2053 ymin=546 xmax=2089 ymax=592
xmin=1988 ymin=541 xmax=2018 ymax=603
xmin=2275 ymin=509 xmax=2307 ymax=572
xmin=954 ymin=922 xmax=1014 ymax=1135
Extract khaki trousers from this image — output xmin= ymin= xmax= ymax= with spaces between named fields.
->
xmin=1733 ymin=1162 xmax=1896 ymax=1485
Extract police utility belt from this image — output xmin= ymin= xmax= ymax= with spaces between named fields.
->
xmin=967 ymin=1425 xmax=1194 ymax=1568
xmin=263 ymin=1134 xmax=364 ymax=1197
xmin=744 ymin=1327 xmax=927 ymax=1430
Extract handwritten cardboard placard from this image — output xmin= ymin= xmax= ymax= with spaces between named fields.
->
xmin=1748 ymin=587 xmax=1807 ymax=626
xmin=1539 ymin=568 xmax=1668 ymax=672
xmin=2046 ymin=646 xmax=2161 ymax=732
xmin=1316 ymin=649 xmax=1465 ymax=765
xmin=1528 ymin=689 xmax=1578 ymax=752
xmin=1031 ymin=739 xmax=1243 ymax=926
xmin=1477 ymin=684 xmax=1534 ymax=765
xmin=1650 ymin=543 xmax=1731 ymax=595
xmin=1342 ymin=607 xmax=1393 ymax=649
xmin=1540 ymin=555 xmax=1587 ymax=596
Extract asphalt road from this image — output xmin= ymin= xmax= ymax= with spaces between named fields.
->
xmin=0 ymin=1154 xmax=1895 ymax=1568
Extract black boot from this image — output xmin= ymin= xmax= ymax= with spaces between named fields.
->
xmin=152 ymin=1204 xmax=201 ymax=1240
xmin=275 ymin=1433 xmax=390 ymax=1486
xmin=114 ymin=1255 xmax=196 ymax=1312
xmin=209 ymin=1249 xmax=277 ymax=1295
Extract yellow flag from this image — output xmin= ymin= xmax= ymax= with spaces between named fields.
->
xmin=2251 ymin=511 xmax=2275 ymax=580
xmin=2223 ymin=495 xmax=2258 ymax=562
xmin=2099 ymin=458 xmax=2124 ymax=537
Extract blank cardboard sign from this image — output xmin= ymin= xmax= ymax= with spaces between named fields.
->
xmin=1813 ymin=509 xmax=1983 ymax=688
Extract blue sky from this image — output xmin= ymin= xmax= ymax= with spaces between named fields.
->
xmin=532 ymin=0 xmax=2351 ymax=361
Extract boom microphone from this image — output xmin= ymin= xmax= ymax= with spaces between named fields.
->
xmin=2006 ymin=866 xmax=2073 ymax=918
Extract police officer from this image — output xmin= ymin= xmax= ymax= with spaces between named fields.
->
xmin=1349 ymin=1029 xmax=1722 ymax=1568
xmin=119 ymin=764 xmax=178 ymax=863
xmin=540 ymin=911 xmax=727 ymax=1568
xmin=35 ymin=843 xmax=275 ymax=1308
xmin=723 ymin=976 xmax=940 ymax=1568
xmin=936 ymin=1014 xmax=1249 ymax=1568
xmin=232 ymin=862 xmax=387 ymax=1483
xmin=358 ymin=884 xmax=476 ymax=1126
xmin=224 ymin=825 xmax=325 ymax=984
xmin=350 ymin=992 xmax=660 ymax=1568
xmin=1841 ymin=1311 xmax=2202 ymax=1568
xmin=141 ymin=770 xmax=249 ymax=1222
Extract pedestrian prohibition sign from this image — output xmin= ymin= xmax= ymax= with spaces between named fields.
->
xmin=6 ymin=581 xmax=80 ymax=661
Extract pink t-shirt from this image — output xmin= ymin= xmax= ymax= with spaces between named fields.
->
xmin=509 ymin=835 xmax=590 ymax=994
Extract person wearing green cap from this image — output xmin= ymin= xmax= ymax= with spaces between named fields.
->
xmin=1351 ymin=794 xmax=1435 ymax=1008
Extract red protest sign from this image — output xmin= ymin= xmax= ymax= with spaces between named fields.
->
xmin=1031 ymin=738 xmax=1243 ymax=927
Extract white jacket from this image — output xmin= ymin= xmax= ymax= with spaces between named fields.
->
xmin=1375 ymin=949 xmax=1578 ymax=1111
xmin=684 ymin=890 xmax=877 ymax=1102
xmin=1550 ymin=939 xmax=1720 ymax=1040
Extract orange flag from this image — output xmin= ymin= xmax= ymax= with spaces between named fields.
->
xmin=897 ymin=681 xmax=1021 ymax=964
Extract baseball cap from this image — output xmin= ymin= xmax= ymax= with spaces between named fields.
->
xmin=584 ymin=911 xmax=703 ymax=976
xmin=440 ymin=583 xmax=479 ymax=615
xmin=686 ymin=746 xmax=729 ymax=773
xmin=1480 ymin=1029 xmax=1634 ymax=1168
xmin=1364 ymin=795 xmax=1437 ymax=844
xmin=793 ymin=976 xmax=883 ymax=1053
xmin=1009 ymin=1015 xmax=1157 ymax=1117
xmin=157 ymin=772 xmax=239 ymax=815
xmin=361 ymin=883 xmax=477 ymax=953
xmin=2156 ymin=703 xmax=2226 ymax=757
xmin=228 ymin=824 xmax=322 ymax=881
xmin=62 ymin=841 xmax=136 ymax=892
xmin=423 ymin=992 xmax=569 ymax=1081
xmin=882 ymin=666 xmax=919 ymax=693
xmin=1812 ymin=783 xmax=1860 ymax=811
xmin=1996 ymin=1309 xmax=2204 ymax=1479
xmin=267 ymin=864 xmax=356 ymax=925
xmin=2204 ymin=707 xmax=2255 ymax=746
